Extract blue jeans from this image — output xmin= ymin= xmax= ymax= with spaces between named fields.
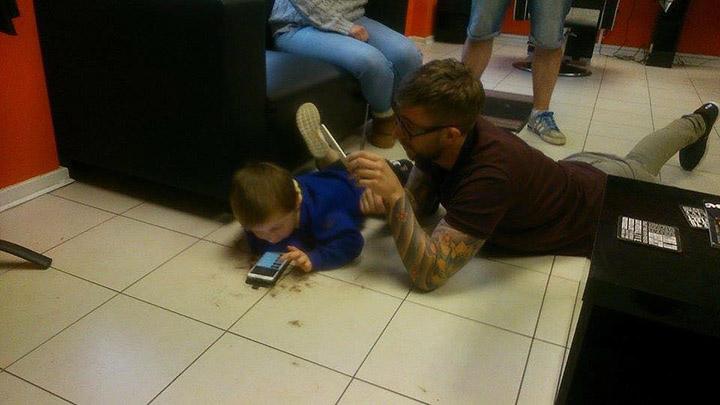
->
xmin=274 ymin=16 xmax=423 ymax=114
xmin=467 ymin=0 xmax=572 ymax=49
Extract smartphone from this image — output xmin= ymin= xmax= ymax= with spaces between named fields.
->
xmin=246 ymin=252 xmax=289 ymax=286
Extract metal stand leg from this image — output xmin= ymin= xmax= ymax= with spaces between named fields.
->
xmin=0 ymin=240 xmax=52 ymax=269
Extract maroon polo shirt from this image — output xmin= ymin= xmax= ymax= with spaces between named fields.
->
xmin=421 ymin=117 xmax=607 ymax=257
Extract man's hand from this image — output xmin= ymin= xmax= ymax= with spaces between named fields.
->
xmin=349 ymin=24 xmax=369 ymax=42
xmin=347 ymin=151 xmax=404 ymax=210
xmin=281 ymin=245 xmax=313 ymax=272
xmin=360 ymin=188 xmax=387 ymax=216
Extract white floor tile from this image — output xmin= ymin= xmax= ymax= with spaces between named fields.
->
xmin=203 ymin=219 xmax=246 ymax=249
xmin=551 ymin=256 xmax=590 ymax=282
xmin=0 ymin=195 xmax=113 ymax=256
xmin=0 ymin=269 xmax=114 ymax=367
xmin=125 ymin=240 xmax=266 ymax=329
xmin=123 ymin=200 xmax=226 ymax=238
xmin=8 ymin=295 xmax=221 ymax=405
xmin=583 ymin=135 xmax=636 ymax=156
xmin=649 ymin=87 xmax=702 ymax=109
xmin=598 ymin=85 xmax=649 ymax=103
xmin=592 ymin=107 xmax=654 ymax=129
xmin=479 ymin=244 xmax=555 ymax=274
xmin=659 ymin=165 xmax=720 ymax=195
xmin=357 ymin=301 xmax=531 ymax=404
xmin=407 ymin=257 xmax=548 ymax=336
xmin=535 ymin=276 xmax=579 ymax=346
xmin=595 ymin=97 xmax=652 ymax=116
xmin=51 ymin=181 xmax=143 ymax=214
xmin=588 ymin=120 xmax=654 ymax=142
xmin=517 ymin=340 xmax=565 ymax=405
xmin=339 ymin=380 xmax=422 ymax=405
xmin=321 ymin=223 xmax=414 ymax=299
xmin=154 ymin=333 xmax=349 ymax=404
xmin=0 ymin=372 xmax=68 ymax=405
xmin=231 ymin=271 xmax=401 ymax=375
xmin=45 ymin=216 xmax=197 ymax=290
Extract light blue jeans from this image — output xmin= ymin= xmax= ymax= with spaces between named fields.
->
xmin=274 ymin=16 xmax=423 ymax=115
xmin=468 ymin=0 xmax=573 ymax=49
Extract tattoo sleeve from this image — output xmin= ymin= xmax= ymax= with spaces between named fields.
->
xmin=388 ymin=192 xmax=485 ymax=291
xmin=404 ymin=167 xmax=439 ymax=218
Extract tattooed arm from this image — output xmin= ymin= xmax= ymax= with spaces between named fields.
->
xmin=403 ymin=166 xmax=440 ymax=218
xmin=360 ymin=165 xmax=439 ymax=218
xmin=389 ymin=194 xmax=485 ymax=291
xmin=348 ymin=151 xmax=484 ymax=291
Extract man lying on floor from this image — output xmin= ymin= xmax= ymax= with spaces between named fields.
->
xmin=346 ymin=59 xmax=718 ymax=291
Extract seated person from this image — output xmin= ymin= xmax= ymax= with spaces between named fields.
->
xmin=347 ymin=59 xmax=718 ymax=291
xmin=269 ymin=0 xmax=423 ymax=149
xmin=229 ymin=104 xmax=412 ymax=271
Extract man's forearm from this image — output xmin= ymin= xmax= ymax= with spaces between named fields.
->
xmin=388 ymin=192 xmax=439 ymax=290
xmin=388 ymin=192 xmax=485 ymax=291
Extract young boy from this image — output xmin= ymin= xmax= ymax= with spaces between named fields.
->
xmin=229 ymin=103 xmax=411 ymax=272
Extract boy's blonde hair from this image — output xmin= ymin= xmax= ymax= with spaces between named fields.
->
xmin=229 ymin=161 xmax=298 ymax=227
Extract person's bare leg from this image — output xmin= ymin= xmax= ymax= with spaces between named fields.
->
xmin=315 ymin=149 xmax=341 ymax=170
xmin=531 ymin=46 xmax=563 ymax=110
xmin=461 ymin=38 xmax=494 ymax=79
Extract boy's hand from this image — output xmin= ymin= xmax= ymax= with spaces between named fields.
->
xmin=282 ymin=245 xmax=313 ymax=272
xmin=347 ymin=151 xmax=405 ymax=209
xmin=360 ymin=188 xmax=387 ymax=216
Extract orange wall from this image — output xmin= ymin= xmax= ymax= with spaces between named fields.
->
xmin=0 ymin=0 xmax=59 ymax=189
xmin=407 ymin=0 xmax=720 ymax=57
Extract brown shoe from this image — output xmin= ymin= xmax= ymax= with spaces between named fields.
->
xmin=369 ymin=114 xmax=397 ymax=148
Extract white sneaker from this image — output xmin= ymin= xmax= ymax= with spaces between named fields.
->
xmin=527 ymin=110 xmax=566 ymax=146
xmin=295 ymin=103 xmax=330 ymax=158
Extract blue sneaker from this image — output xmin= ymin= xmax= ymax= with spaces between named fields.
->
xmin=527 ymin=111 xmax=566 ymax=145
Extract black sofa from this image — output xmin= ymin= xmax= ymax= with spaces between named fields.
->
xmin=33 ymin=0 xmax=408 ymax=200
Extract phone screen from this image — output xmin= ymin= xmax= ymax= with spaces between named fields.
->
xmin=250 ymin=252 xmax=285 ymax=278
xmin=252 ymin=266 xmax=279 ymax=277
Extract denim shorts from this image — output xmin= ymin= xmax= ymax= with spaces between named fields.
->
xmin=467 ymin=0 xmax=573 ymax=49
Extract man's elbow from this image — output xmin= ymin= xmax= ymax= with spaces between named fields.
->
xmin=410 ymin=274 xmax=446 ymax=292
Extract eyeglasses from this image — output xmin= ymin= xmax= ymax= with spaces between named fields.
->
xmin=395 ymin=115 xmax=456 ymax=140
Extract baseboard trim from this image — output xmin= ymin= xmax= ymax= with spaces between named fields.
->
xmin=0 ymin=168 xmax=74 ymax=213
xmin=410 ymin=35 xmax=435 ymax=45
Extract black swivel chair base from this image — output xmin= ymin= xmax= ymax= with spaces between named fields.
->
xmin=0 ymin=240 xmax=52 ymax=269
xmin=512 ymin=61 xmax=592 ymax=77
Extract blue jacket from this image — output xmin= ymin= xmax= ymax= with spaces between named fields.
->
xmin=246 ymin=167 xmax=365 ymax=270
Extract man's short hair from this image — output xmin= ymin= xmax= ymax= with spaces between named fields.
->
xmin=229 ymin=161 xmax=297 ymax=227
xmin=394 ymin=58 xmax=484 ymax=133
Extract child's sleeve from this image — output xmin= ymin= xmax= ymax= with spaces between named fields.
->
xmin=306 ymin=211 xmax=363 ymax=270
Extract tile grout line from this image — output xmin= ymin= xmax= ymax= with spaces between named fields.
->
xmin=2 ymin=369 xmax=77 ymax=404
xmin=334 ymin=288 xmax=416 ymax=405
xmin=404 ymin=298 xmax=539 ymax=341
xmin=146 ymin=331 xmax=228 ymax=404
xmin=513 ymin=255 xmax=556 ymax=405
xmin=581 ymin=54 xmax=608 ymax=152
xmin=119 ymin=238 xmax=203 ymax=294
xmin=3 ymin=293 xmax=118 ymax=371
xmin=3 ymin=237 xmax=204 ymax=386
xmin=349 ymin=377 xmax=432 ymax=405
